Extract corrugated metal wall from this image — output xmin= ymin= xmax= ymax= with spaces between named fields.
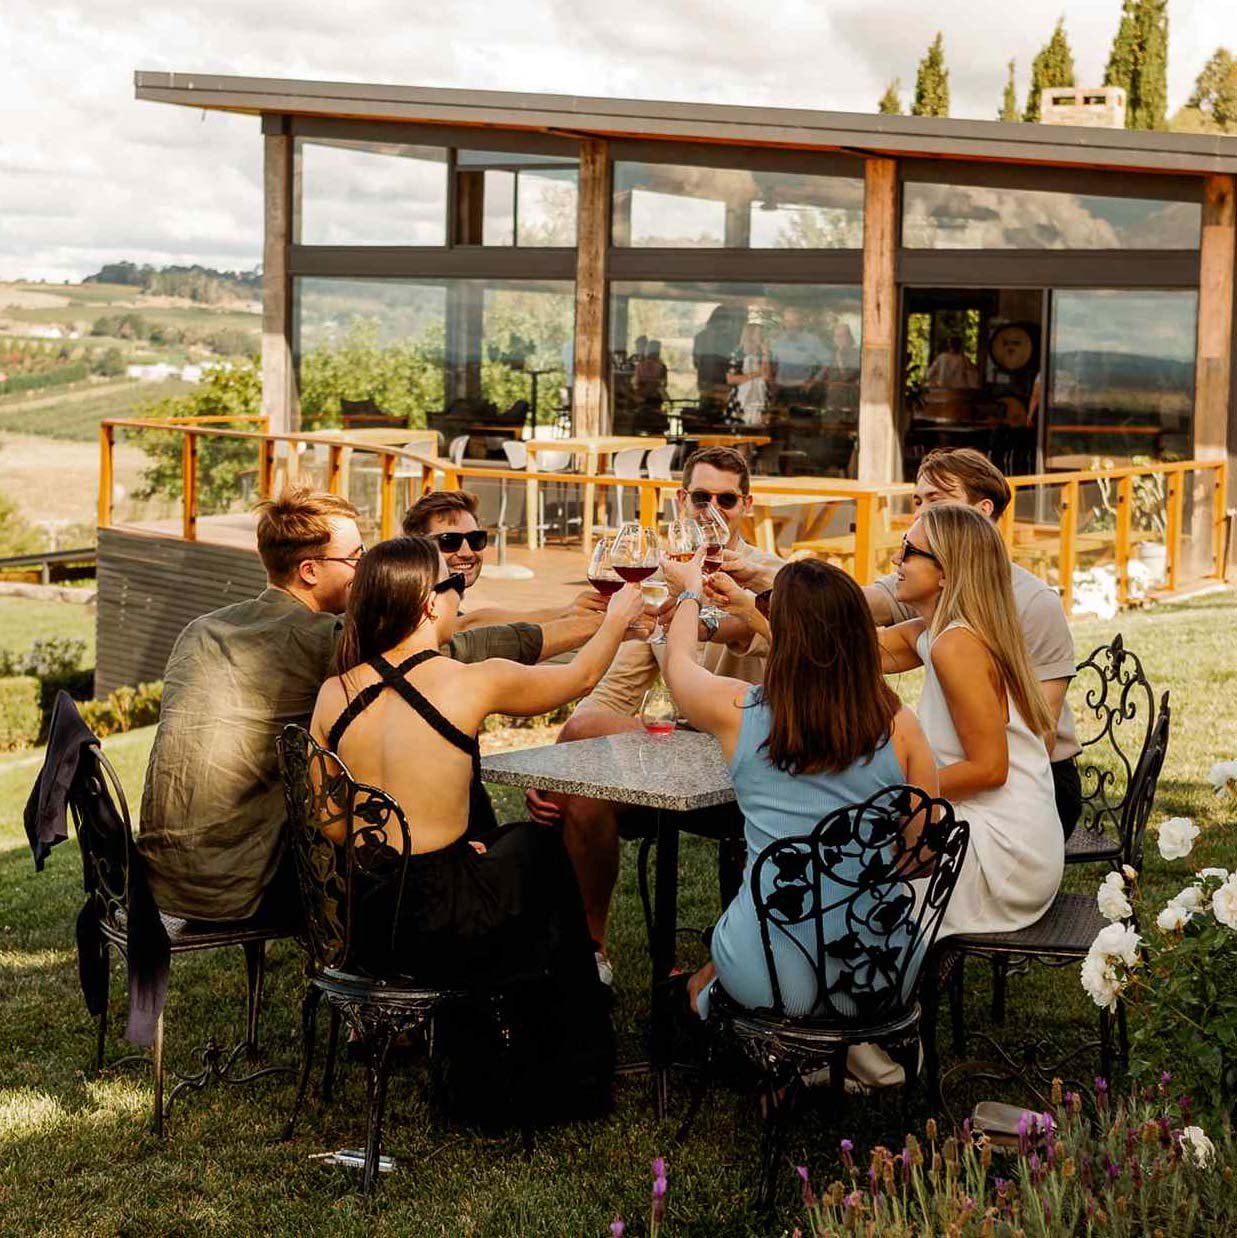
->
xmin=95 ymin=529 xmax=267 ymax=696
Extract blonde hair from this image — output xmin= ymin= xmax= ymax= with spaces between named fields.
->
xmin=919 ymin=504 xmax=1056 ymax=747
xmin=739 ymin=322 xmax=764 ymax=355
xmin=254 ymin=487 xmax=359 ymax=585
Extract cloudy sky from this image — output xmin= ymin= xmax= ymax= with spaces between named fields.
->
xmin=2 ymin=0 xmax=1235 ymax=282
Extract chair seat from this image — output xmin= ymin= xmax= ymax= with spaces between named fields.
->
xmin=712 ymin=986 xmax=921 ymax=1051
xmin=948 ymin=892 xmax=1106 ymax=960
xmin=315 ymin=966 xmax=464 ymax=1008
xmin=1065 ymin=825 xmax=1121 ymax=864
xmin=103 ymin=908 xmax=292 ymax=952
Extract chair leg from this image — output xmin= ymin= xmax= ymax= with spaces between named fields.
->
xmin=991 ymin=954 xmax=1009 ymax=1025
xmin=892 ymin=1039 xmax=921 ymax=1130
xmin=283 ymin=987 xmax=321 ymax=1141
xmin=362 ymin=1028 xmax=397 ymax=1194
xmin=920 ymin=974 xmax=942 ymax=1110
xmin=243 ymin=940 xmax=266 ymax=1055
xmin=754 ymin=1075 xmax=800 ymax=1213
xmin=152 ymin=1012 xmax=166 ymax=1138
xmin=94 ymin=940 xmax=110 ymax=1075
xmin=948 ymin=958 xmax=966 ymax=1057
xmin=321 ymin=1006 xmax=341 ymax=1109
xmin=636 ymin=834 xmax=656 ymax=951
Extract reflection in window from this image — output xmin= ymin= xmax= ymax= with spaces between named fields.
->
xmin=295 ymin=277 xmax=574 ymax=436
xmin=609 ymin=281 xmax=862 ymax=476
xmin=613 ymin=163 xmax=863 ymax=248
xmin=298 ymin=139 xmax=448 ymax=245
xmin=902 ymin=183 xmax=1200 ymax=249
xmin=1047 ymin=290 xmax=1196 ymax=467
xmin=456 ymin=151 xmax=578 ymax=247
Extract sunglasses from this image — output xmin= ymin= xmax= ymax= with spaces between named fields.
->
xmin=432 ymin=529 xmax=488 ymax=553
xmin=899 ymin=536 xmax=941 ymax=566
xmin=687 ymin=489 xmax=743 ymax=511
xmin=432 ymin=573 xmax=467 ymax=598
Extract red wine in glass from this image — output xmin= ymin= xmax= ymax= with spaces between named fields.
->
xmin=589 ymin=575 xmax=624 ymax=597
xmin=615 ymin=564 xmax=657 ymax=583
xmin=703 ymin=543 xmax=723 ymax=574
xmin=644 ymin=720 xmax=676 ymax=736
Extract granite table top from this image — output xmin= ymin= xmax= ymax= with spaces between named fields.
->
xmin=480 ymin=729 xmax=735 ymax=813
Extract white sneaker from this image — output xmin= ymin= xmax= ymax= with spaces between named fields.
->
xmin=595 ymin=951 xmax=614 ymax=988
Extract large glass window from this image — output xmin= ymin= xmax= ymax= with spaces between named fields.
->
xmin=455 ymin=151 xmax=578 ymax=247
xmin=298 ymin=139 xmax=448 ymax=246
xmin=903 ymin=182 xmax=1200 ymax=249
xmin=613 ymin=163 xmax=864 ymax=248
xmin=295 ymin=277 xmax=574 ymax=435
xmin=1046 ymin=289 xmax=1197 ymax=467
xmin=609 ymin=281 xmax=862 ymax=475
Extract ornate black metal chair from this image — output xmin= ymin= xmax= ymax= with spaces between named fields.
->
xmin=677 ymin=786 xmax=968 ymax=1211
xmin=1065 ymin=635 xmax=1162 ymax=871
xmin=66 ymin=729 xmax=290 ymax=1135
xmin=937 ymin=691 xmax=1170 ymax=1080
xmin=277 ymin=725 xmax=536 ymax=1194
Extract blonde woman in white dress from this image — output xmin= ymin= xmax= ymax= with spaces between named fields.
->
xmin=878 ymin=503 xmax=1063 ymax=936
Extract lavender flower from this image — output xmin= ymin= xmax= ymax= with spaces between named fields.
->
xmin=840 ymin=1139 xmax=855 ymax=1172
xmin=651 ymin=1157 xmax=666 ymax=1179
xmin=610 ymin=1221 xmax=625 ymax=1238
xmin=797 ymin=1165 xmax=816 ymax=1207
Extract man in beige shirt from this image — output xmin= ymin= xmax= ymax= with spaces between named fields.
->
xmin=525 ymin=447 xmax=783 ymax=975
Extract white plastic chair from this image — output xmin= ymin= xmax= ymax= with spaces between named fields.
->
xmin=610 ymin=446 xmax=648 ymax=527
xmin=448 ymin=436 xmax=470 ymax=467
xmin=644 ymin=444 xmax=679 ymax=522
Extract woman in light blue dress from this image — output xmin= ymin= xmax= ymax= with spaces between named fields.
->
xmin=659 ymin=555 xmax=939 ymax=1048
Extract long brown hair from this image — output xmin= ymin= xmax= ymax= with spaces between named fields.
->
xmin=333 ymin=537 xmax=439 ymax=678
xmin=918 ymin=504 xmax=1056 ymax=746
xmin=761 ymin=559 xmax=900 ymax=775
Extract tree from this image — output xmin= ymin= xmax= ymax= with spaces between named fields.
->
xmin=999 ymin=60 xmax=1019 ymax=122
xmin=911 ymin=34 xmax=949 ymax=118
xmin=1105 ymin=0 xmax=1169 ymax=130
xmin=1186 ymin=47 xmax=1237 ymax=130
xmin=1024 ymin=18 xmax=1076 ymax=123
xmin=878 ymin=79 xmax=903 ymax=115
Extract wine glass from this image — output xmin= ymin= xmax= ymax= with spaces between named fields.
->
xmin=664 ymin=518 xmax=703 ymax=566
xmin=586 ymin=536 xmax=623 ymax=599
xmin=695 ymin=506 xmax=731 ymax=622
xmin=611 ymin=521 xmax=659 ymax=585
xmin=640 ymin=683 xmax=677 ymax=736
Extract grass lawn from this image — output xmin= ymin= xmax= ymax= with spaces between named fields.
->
xmin=0 ymin=598 xmax=95 ymax=663
xmin=0 ymin=592 xmax=1234 ymax=1233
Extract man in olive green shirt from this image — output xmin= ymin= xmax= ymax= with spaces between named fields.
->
xmin=138 ymin=489 xmax=601 ymax=923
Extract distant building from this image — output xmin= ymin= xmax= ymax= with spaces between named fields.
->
xmin=1040 ymin=86 xmax=1127 ymax=129
xmin=22 ymin=324 xmax=65 ymax=340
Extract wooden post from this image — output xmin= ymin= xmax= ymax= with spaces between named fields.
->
xmin=262 ymin=119 xmax=299 ymax=435
xmin=258 ymin=438 xmax=275 ymax=499
xmin=638 ymin=479 xmax=658 ymax=530
xmin=1165 ymin=469 xmax=1184 ymax=592
xmin=1114 ymin=474 xmax=1133 ymax=606
xmin=1058 ymin=480 xmax=1078 ymax=615
xmin=380 ymin=453 xmax=397 ymax=539
xmin=98 ymin=423 xmax=114 ymax=528
xmin=1214 ymin=462 xmax=1229 ymax=578
xmin=327 ymin=444 xmax=345 ymax=495
xmin=853 ymin=493 xmax=878 ymax=584
xmin=857 ymin=159 xmax=901 ymax=484
xmin=573 ymin=139 xmax=610 ymax=438
xmin=181 ymin=433 xmax=198 ymax=542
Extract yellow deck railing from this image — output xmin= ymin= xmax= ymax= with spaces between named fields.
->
xmin=99 ymin=416 xmax=1229 ymax=611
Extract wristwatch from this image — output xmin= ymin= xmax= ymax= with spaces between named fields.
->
xmin=678 ymin=590 xmax=720 ymax=639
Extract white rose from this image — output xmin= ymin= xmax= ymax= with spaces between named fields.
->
xmin=1171 ymin=884 xmax=1204 ymax=912
xmin=1096 ymin=876 xmax=1133 ymax=922
xmin=1090 ymin=921 xmax=1141 ymax=967
xmin=1121 ymin=864 xmax=1138 ymax=884
xmin=1156 ymin=902 xmax=1191 ymax=933
xmin=1080 ymin=952 xmax=1122 ymax=1011
xmin=1211 ymin=875 xmax=1237 ymax=931
xmin=1157 ymin=817 xmax=1200 ymax=862
xmin=1181 ymin=1125 xmax=1215 ymax=1169
xmin=1205 ymin=760 xmax=1237 ymax=794
xmin=1199 ymin=868 xmax=1230 ymax=881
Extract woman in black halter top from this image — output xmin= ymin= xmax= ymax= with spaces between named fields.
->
xmin=309 ymin=536 xmax=644 ymax=1119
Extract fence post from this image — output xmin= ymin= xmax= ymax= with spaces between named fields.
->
xmin=1165 ymin=469 xmax=1184 ymax=592
xmin=1114 ymin=475 xmax=1133 ymax=607
xmin=181 ymin=432 xmax=198 ymax=542
xmin=258 ymin=438 xmax=275 ymax=498
xmin=98 ymin=423 xmax=114 ymax=529
xmin=853 ymin=493 xmax=878 ymax=585
xmin=1214 ymin=462 xmax=1229 ymax=580
xmin=327 ymin=444 xmax=345 ymax=495
xmin=380 ymin=452 xmax=397 ymax=539
xmin=1058 ymin=480 xmax=1078 ymax=615
xmin=638 ymin=479 xmax=659 ymax=530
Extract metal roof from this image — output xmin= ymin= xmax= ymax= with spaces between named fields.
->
xmin=134 ymin=70 xmax=1237 ymax=176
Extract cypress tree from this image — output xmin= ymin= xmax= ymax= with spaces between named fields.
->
xmin=911 ymin=33 xmax=950 ymax=118
xmin=1024 ymin=18 xmax=1076 ymax=123
xmin=1187 ymin=48 xmax=1237 ymax=130
xmin=999 ymin=60 xmax=1019 ymax=122
xmin=878 ymin=79 xmax=903 ymax=115
xmin=1105 ymin=0 xmax=1169 ymax=130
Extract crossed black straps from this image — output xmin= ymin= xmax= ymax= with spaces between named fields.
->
xmin=327 ymin=650 xmax=478 ymax=759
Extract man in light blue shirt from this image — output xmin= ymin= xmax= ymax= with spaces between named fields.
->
xmin=772 ymin=306 xmax=827 ymax=397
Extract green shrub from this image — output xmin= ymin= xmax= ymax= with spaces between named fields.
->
xmin=0 ymin=676 xmax=41 ymax=751
xmin=79 ymin=681 xmax=162 ymax=739
xmin=36 ymin=669 xmax=95 ymax=741
xmin=0 ymin=636 xmax=88 ymax=680
xmin=0 ymin=361 xmax=89 ymax=395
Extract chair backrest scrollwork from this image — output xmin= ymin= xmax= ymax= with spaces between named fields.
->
xmin=1073 ymin=635 xmax=1167 ymax=861
xmin=751 ymin=785 xmax=968 ymax=1027
xmin=278 ymin=724 xmax=416 ymax=979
